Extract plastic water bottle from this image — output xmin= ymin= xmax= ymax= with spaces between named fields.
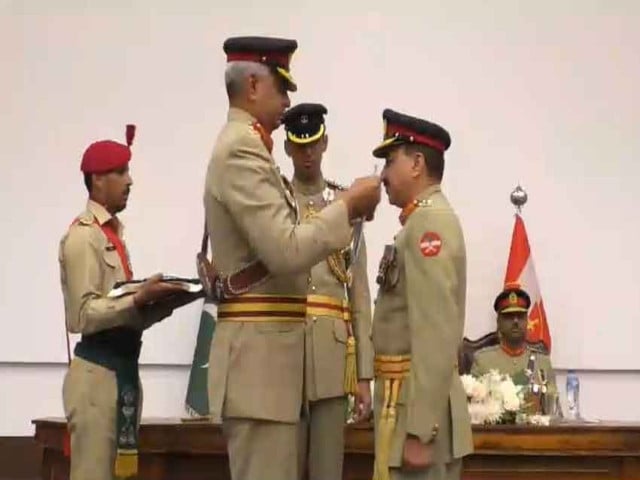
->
xmin=566 ymin=370 xmax=581 ymax=420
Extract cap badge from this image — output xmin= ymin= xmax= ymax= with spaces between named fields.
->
xmin=508 ymin=292 xmax=518 ymax=305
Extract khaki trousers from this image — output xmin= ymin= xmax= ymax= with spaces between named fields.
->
xmin=223 ymin=418 xmax=300 ymax=480
xmin=62 ymin=357 xmax=142 ymax=480
xmin=299 ymin=396 xmax=346 ymax=480
xmin=390 ymin=458 xmax=462 ymax=480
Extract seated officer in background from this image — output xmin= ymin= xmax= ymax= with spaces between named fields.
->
xmin=471 ymin=285 xmax=558 ymax=400
xmin=282 ymin=103 xmax=374 ymax=480
xmin=59 ymin=125 xmax=189 ymax=480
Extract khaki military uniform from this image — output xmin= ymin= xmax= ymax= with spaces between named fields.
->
xmin=59 ymin=200 xmax=172 ymax=480
xmin=371 ymin=185 xmax=473 ymax=480
xmin=292 ymin=176 xmax=374 ymax=480
xmin=204 ymin=108 xmax=353 ymax=480
xmin=471 ymin=344 xmax=558 ymax=404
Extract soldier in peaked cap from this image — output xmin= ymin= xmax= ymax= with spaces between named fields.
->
xmin=282 ymin=103 xmax=374 ymax=480
xmin=223 ymin=36 xmax=299 ymax=93
xmin=370 ymin=109 xmax=472 ymax=480
xmin=204 ymin=37 xmax=381 ymax=480
xmin=471 ymin=285 xmax=557 ymax=407
xmin=59 ymin=126 xmax=186 ymax=479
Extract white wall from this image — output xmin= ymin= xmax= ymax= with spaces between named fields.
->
xmin=2 ymin=0 xmax=640 ymax=435
xmin=2 ymin=363 xmax=639 ymax=436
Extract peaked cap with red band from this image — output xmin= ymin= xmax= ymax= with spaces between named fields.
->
xmin=372 ymin=109 xmax=451 ymax=158
xmin=493 ymin=285 xmax=531 ymax=314
xmin=223 ymin=36 xmax=298 ymax=92
xmin=80 ymin=124 xmax=136 ymax=174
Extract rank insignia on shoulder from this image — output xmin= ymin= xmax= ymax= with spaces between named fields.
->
xmin=251 ymin=121 xmax=274 ymax=154
xmin=323 ymin=179 xmax=346 ymax=203
xmin=326 ymin=178 xmax=346 ymax=191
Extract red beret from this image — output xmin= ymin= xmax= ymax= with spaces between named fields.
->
xmin=80 ymin=124 xmax=136 ymax=174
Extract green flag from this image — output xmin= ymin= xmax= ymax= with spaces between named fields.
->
xmin=185 ymin=301 xmax=216 ymax=417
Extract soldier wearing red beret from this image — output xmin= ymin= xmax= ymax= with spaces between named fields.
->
xmin=59 ymin=125 xmax=185 ymax=480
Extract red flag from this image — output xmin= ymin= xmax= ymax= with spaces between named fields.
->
xmin=504 ymin=214 xmax=552 ymax=352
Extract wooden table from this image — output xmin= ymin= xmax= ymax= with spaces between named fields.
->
xmin=33 ymin=417 xmax=640 ymax=479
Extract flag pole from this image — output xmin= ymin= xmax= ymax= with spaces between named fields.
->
xmin=510 ymin=183 xmax=528 ymax=214
xmin=506 ymin=184 xmax=528 ymax=289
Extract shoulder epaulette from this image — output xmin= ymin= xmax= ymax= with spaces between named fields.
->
xmin=326 ymin=178 xmax=346 ymax=191
xmin=73 ymin=211 xmax=94 ymax=227
xmin=528 ymin=343 xmax=549 ymax=355
xmin=250 ymin=121 xmax=274 ymax=154
xmin=476 ymin=344 xmax=500 ymax=355
xmin=416 ymin=199 xmax=433 ymax=208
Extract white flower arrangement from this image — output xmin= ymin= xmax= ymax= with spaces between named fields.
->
xmin=460 ymin=370 xmax=550 ymax=425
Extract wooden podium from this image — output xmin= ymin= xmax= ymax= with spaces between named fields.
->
xmin=33 ymin=418 xmax=640 ymax=480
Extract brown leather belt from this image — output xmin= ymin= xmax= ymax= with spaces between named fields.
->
xmin=196 ymin=221 xmax=271 ymax=303
xmin=220 ymin=262 xmax=270 ymax=297
xmin=217 ymin=294 xmax=307 ymax=322
xmin=306 ymin=294 xmax=351 ymax=321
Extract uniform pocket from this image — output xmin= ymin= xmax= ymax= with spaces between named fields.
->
xmin=333 ymin=318 xmax=348 ymax=344
xmin=102 ymin=249 xmax=120 ymax=269
xmin=87 ymin=364 xmax=117 ymax=410
xmin=256 ymin=323 xmax=297 ymax=334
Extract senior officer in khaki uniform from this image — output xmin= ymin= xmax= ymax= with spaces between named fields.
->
xmin=370 ymin=109 xmax=473 ymax=480
xmin=281 ymin=103 xmax=374 ymax=480
xmin=59 ymin=126 xmax=188 ymax=480
xmin=203 ymin=37 xmax=381 ymax=480
xmin=471 ymin=285 xmax=558 ymax=405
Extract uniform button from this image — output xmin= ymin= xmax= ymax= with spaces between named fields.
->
xmin=310 ymin=285 xmax=316 ymax=292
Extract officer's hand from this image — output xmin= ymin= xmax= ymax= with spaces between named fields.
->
xmin=402 ymin=435 xmax=434 ymax=471
xmin=341 ymin=175 xmax=381 ymax=221
xmin=133 ymin=273 xmax=187 ymax=308
xmin=353 ymin=380 xmax=372 ymax=423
